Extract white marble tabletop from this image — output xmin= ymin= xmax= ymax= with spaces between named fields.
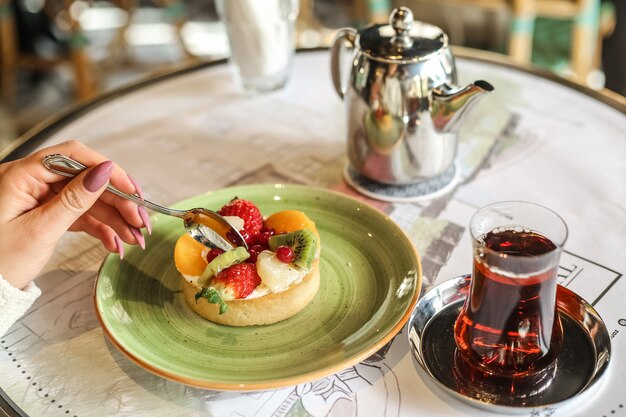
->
xmin=1 ymin=49 xmax=625 ymax=417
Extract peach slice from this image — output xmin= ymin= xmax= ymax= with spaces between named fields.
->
xmin=174 ymin=233 xmax=208 ymax=276
xmin=264 ymin=210 xmax=319 ymax=238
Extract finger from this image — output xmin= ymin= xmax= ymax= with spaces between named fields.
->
xmin=71 ymin=215 xmax=125 ymax=259
xmin=50 ymin=180 xmax=146 ymax=231
xmin=127 ymin=174 xmax=145 ymax=200
xmin=29 ymin=160 xmax=114 ymax=240
xmin=73 ymin=199 xmax=146 ymax=248
xmin=0 ymin=141 xmax=135 ymax=221
xmin=128 ymin=176 xmax=152 ymax=234
xmin=28 ymin=141 xmax=140 ymax=195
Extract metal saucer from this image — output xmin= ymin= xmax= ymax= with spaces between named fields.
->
xmin=407 ymin=275 xmax=612 ymax=414
xmin=342 ymin=163 xmax=460 ymax=203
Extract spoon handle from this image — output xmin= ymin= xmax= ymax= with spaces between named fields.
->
xmin=42 ymin=154 xmax=186 ymax=218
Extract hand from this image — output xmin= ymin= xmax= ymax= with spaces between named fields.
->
xmin=0 ymin=141 xmax=152 ymax=290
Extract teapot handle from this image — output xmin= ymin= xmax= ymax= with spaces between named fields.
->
xmin=330 ymin=28 xmax=357 ymax=100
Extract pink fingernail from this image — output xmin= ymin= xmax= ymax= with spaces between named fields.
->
xmin=84 ymin=161 xmax=113 ymax=192
xmin=130 ymin=226 xmax=145 ymax=250
xmin=114 ymin=235 xmax=125 ymax=260
xmin=128 ymin=174 xmax=145 ymax=200
xmin=138 ymin=206 xmax=152 ymax=235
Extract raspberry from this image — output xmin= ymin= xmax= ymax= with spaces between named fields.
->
xmin=238 ymin=230 xmax=251 ymax=245
xmin=247 ymin=244 xmax=265 ymax=263
xmin=255 ymin=226 xmax=275 ymax=246
xmin=218 ymin=199 xmax=263 ymax=243
xmin=212 ymin=263 xmax=262 ymax=299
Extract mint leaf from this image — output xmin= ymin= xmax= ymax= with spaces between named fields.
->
xmin=195 ymin=288 xmax=228 ymax=315
xmin=195 ymin=288 xmax=210 ymax=302
xmin=195 ymin=288 xmax=222 ymax=303
xmin=207 ymin=289 xmax=222 ymax=304
xmin=219 ymin=302 xmax=228 ymax=314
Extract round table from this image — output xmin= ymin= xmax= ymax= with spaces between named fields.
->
xmin=1 ymin=49 xmax=625 ymax=417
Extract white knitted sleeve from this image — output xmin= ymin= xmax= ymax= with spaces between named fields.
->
xmin=0 ymin=274 xmax=41 ymax=337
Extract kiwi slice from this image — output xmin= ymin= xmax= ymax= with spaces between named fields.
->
xmin=197 ymin=246 xmax=249 ymax=286
xmin=268 ymin=229 xmax=318 ymax=270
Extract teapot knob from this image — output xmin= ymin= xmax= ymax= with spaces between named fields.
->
xmin=390 ymin=7 xmax=414 ymax=48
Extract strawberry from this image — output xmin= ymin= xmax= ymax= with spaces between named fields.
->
xmin=195 ymin=263 xmax=261 ymax=314
xmin=218 ymin=198 xmax=263 ymax=244
xmin=213 ymin=262 xmax=262 ymax=299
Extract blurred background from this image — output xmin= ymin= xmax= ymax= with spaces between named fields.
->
xmin=0 ymin=0 xmax=624 ymax=155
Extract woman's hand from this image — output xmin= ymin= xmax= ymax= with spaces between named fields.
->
xmin=0 ymin=141 xmax=151 ymax=290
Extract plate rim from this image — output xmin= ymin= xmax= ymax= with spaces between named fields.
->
xmin=94 ymin=183 xmax=422 ymax=391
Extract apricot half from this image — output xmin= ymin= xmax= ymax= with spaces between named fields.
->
xmin=174 ymin=233 xmax=208 ymax=276
xmin=264 ymin=210 xmax=319 ymax=238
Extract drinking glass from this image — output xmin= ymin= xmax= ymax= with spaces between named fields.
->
xmin=215 ymin=0 xmax=299 ymax=94
xmin=454 ymin=201 xmax=568 ymax=400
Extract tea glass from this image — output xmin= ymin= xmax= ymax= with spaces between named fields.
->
xmin=215 ymin=0 xmax=299 ymax=94
xmin=453 ymin=201 xmax=568 ymax=401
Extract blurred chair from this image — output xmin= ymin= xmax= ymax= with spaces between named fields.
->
xmin=369 ymin=0 xmax=615 ymax=85
xmin=504 ymin=0 xmax=610 ymax=85
xmin=296 ymin=0 xmax=350 ymax=47
xmin=105 ymin=0 xmax=195 ymax=66
xmin=0 ymin=0 xmax=97 ymax=103
xmin=0 ymin=0 xmax=195 ymax=105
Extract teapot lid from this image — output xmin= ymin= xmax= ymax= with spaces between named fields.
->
xmin=359 ymin=7 xmax=448 ymax=63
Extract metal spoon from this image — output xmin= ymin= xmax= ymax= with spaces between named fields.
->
xmin=42 ymin=154 xmax=247 ymax=251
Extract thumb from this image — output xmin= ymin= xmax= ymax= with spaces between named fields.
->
xmin=38 ymin=160 xmax=114 ymax=237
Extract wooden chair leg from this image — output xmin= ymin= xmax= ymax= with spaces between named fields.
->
xmin=594 ymin=2 xmax=616 ymax=71
xmin=70 ymin=47 xmax=98 ymax=101
xmin=508 ymin=0 xmax=537 ymax=64
xmin=570 ymin=0 xmax=601 ymax=83
xmin=0 ymin=0 xmax=17 ymax=104
xmin=65 ymin=0 xmax=98 ymax=100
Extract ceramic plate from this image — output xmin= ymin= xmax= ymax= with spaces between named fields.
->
xmin=95 ymin=184 xmax=421 ymax=390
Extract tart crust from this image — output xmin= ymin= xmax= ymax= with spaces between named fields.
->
xmin=181 ymin=259 xmax=320 ymax=326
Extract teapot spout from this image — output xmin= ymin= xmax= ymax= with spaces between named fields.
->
xmin=431 ymin=80 xmax=494 ymax=133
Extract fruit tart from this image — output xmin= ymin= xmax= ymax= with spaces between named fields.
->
xmin=174 ymin=198 xmax=321 ymax=326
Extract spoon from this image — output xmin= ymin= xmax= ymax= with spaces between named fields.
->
xmin=42 ymin=154 xmax=247 ymax=251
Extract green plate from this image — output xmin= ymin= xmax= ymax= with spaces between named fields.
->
xmin=95 ymin=184 xmax=421 ymax=390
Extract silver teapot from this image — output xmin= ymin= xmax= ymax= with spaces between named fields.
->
xmin=331 ymin=7 xmax=493 ymax=184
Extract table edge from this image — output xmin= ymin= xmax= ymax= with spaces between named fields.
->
xmin=0 ymin=386 xmax=27 ymax=417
